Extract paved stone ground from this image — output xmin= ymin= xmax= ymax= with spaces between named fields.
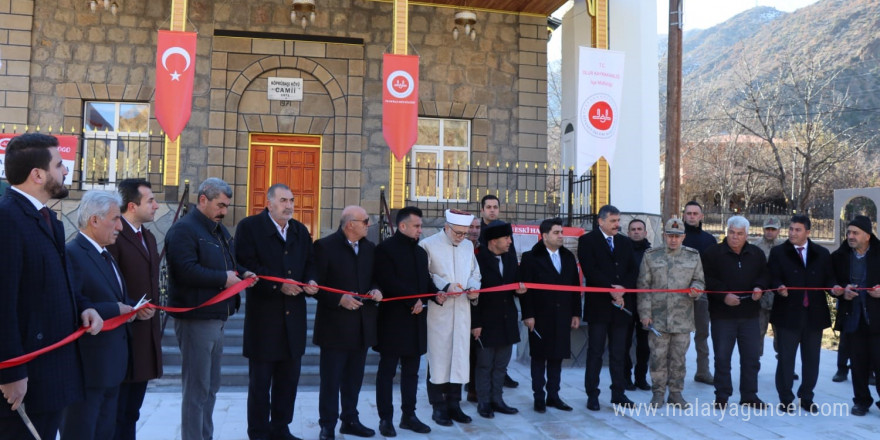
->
xmin=135 ymin=337 xmax=880 ymax=440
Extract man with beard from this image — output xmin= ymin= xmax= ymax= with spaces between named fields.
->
xmin=472 ymin=220 xmax=526 ymax=418
xmin=682 ymin=201 xmax=717 ymax=385
xmin=166 ymin=178 xmax=256 ymax=440
xmin=0 ymin=133 xmax=103 ymax=439
xmin=373 ymin=206 xmax=432 ymax=437
xmin=579 ymin=205 xmax=638 ymax=411
xmin=520 ymin=218 xmax=581 ymax=413
xmin=420 ymin=209 xmax=481 ymax=426
xmin=107 ymin=178 xmax=162 ymax=440
xmin=769 ymin=215 xmax=835 ymax=413
xmin=626 ymin=219 xmax=651 ymax=391
xmin=830 ymin=216 xmax=880 ymax=416
xmin=235 ymin=183 xmax=318 ymax=440
xmin=702 ymin=216 xmax=768 ymax=409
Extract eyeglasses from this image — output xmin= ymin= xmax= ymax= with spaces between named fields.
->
xmin=449 ymin=229 xmax=468 ymax=238
xmin=352 ymin=218 xmax=370 ymax=226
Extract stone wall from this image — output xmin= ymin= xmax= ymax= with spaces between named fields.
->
xmin=7 ymin=0 xmax=551 ymax=237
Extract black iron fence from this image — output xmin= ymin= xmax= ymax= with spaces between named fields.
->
xmin=701 ymin=201 xmax=837 ymax=241
xmin=399 ymin=159 xmax=594 ymax=227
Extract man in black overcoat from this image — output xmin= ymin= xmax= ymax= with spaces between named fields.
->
xmin=472 ymin=220 xmax=526 ymax=418
xmin=520 ymin=218 xmax=581 ymax=414
xmin=235 ymin=183 xmax=318 ymax=440
xmin=313 ymin=205 xmax=382 ymax=440
xmin=373 ymin=206 xmax=432 ymax=437
xmin=0 ymin=133 xmax=102 ymax=440
xmin=768 ymin=215 xmax=835 ymax=413
xmin=578 ymin=205 xmax=638 ymax=410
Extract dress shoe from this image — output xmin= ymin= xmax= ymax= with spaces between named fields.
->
xmin=832 ymin=370 xmax=848 ymax=382
xmin=778 ymin=402 xmax=795 ymax=413
xmin=466 ymin=390 xmax=478 ymax=403
xmin=634 ymin=379 xmax=652 ymax=391
xmin=546 ymin=397 xmax=573 ymax=411
xmin=504 ymin=374 xmax=520 ymax=388
xmin=339 ymin=420 xmax=375 ymax=438
xmin=800 ymin=400 xmax=818 ymax=414
xmin=477 ymin=403 xmax=495 ymax=419
xmin=319 ymin=426 xmax=335 ymax=440
xmin=491 ymin=401 xmax=519 ymax=415
xmin=713 ymin=399 xmax=728 ymax=410
xmin=399 ymin=414 xmax=431 ymax=434
xmin=270 ymin=432 xmax=303 ymax=440
xmin=447 ymin=404 xmax=472 ymax=424
xmin=611 ymin=395 xmax=636 ymax=409
xmin=534 ymin=398 xmax=547 ymax=413
xmin=739 ymin=397 xmax=769 ymax=409
xmin=625 ymin=379 xmax=637 ymax=391
xmin=851 ymin=403 xmax=869 ymax=416
xmin=586 ymin=396 xmax=600 ymax=411
xmin=694 ymin=374 xmax=714 ymax=385
xmin=378 ymin=419 xmax=396 ymax=438
xmin=431 ymin=407 xmax=452 ymax=427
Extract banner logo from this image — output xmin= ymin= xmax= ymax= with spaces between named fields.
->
xmin=386 ymin=70 xmax=415 ymax=99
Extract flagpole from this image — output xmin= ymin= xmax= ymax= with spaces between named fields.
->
xmin=163 ymin=0 xmax=189 ymax=189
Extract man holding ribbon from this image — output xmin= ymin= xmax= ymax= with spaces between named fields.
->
xmin=235 ymin=183 xmax=318 ymax=440
xmin=0 ymin=133 xmax=103 ymax=440
xmin=420 ymin=209 xmax=481 ymax=427
xmin=313 ymin=205 xmax=381 ymax=440
xmin=637 ymin=218 xmax=704 ymax=408
xmin=166 ymin=177 xmax=255 ymax=440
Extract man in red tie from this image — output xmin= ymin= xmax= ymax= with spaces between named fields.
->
xmin=768 ymin=214 xmax=835 ymax=413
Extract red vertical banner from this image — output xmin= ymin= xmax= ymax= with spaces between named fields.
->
xmin=155 ymin=30 xmax=197 ymax=141
xmin=382 ymin=54 xmax=420 ymax=161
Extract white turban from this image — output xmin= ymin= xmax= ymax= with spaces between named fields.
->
xmin=445 ymin=209 xmax=474 ymax=227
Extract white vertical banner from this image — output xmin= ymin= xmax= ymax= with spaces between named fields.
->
xmin=576 ymin=47 xmax=625 ymax=176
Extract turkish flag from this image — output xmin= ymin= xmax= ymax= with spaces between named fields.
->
xmin=382 ymin=54 xmax=419 ymax=161
xmin=155 ymin=30 xmax=197 ymax=141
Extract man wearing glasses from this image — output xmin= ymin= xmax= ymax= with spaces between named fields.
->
xmin=313 ymin=206 xmax=382 ymax=440
xmin=420 ymin=209 xmax=482 ymax=426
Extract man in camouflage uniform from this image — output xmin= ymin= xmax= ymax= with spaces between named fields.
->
xmin=637 ymin=218 xmax=705 ymax=408
xmin=752 ymin=217 xmax=784 ymax=360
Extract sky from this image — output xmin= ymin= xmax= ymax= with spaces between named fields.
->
xmin=548 ymin=0 xmax=819 ymax=61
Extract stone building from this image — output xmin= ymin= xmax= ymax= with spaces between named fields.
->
xmin=1 ymin=0 xmax=562 ymax=238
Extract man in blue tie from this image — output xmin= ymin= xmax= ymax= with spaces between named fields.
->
xmin=578 ymin=205 xmax=638 ymax=411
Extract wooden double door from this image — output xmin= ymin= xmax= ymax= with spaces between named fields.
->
xmin=247 ymin=134 xmax=321 ymax=236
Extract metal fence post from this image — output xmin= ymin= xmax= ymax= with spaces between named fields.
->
xmin=567 ymin=168 xmax=574 ymax=226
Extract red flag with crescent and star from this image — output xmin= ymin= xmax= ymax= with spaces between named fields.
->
xmin=382 ymin=54 xmax=419 ymax=161
xmin=155 ymin=30 xmax=197 ymax=141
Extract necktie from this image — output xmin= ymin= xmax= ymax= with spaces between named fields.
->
xmin=497 ymin=255 xmax=504 ymax=275
xmin=351 ymin=241 xmax=359 ymax=255
xmin=102 ymin=250 xmax=123 ymax=293
xmin=606 ymin=236 xmax=614 ymax=252
xmin=39 ymin=207 xmax=54 ymax=234
xmin=551 ymin=252 xmax=561 ymax=273
xmin=797 ymin=246 xmax=808 ymax=307
xmin=136 ymin=230 xmax=149 ymax=254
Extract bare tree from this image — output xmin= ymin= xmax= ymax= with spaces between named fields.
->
xmin=724 ymin=56 xmax=875 ymax=212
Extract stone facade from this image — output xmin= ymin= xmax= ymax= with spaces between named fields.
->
xmin=3 ymin=0 xmax=550 ymax=237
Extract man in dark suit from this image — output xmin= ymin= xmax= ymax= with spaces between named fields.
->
xmin=0 ymin=133 xmax=102 ymax=440
xmin=830 ymin=215 xmax=880 ymax=416
xmin=373 ymin=206 xmax=432 ymax=437
xmin=682 ymin=201 xmax=717 ymax=384
xmin=769 ymin=215 xmax=835 ymax=413
xmin=108 ymin=178 xmax=163 ymax=440
xmin=61 ymin=190 xmax=137 ymax=439
xmin=472 ymin=220 xmax=526 ymax=419
xmin=235 ymin=183 xmax=317 ymax=440
xmin=166 ymin=178 xmax=255 ymax=440
xmin=520 ymin=218 xmax=581 ymax=413
xmin=578 ymin=204 xmax=638 ymax=410
xmin=313 ymin=205 xmax=382 ymax=440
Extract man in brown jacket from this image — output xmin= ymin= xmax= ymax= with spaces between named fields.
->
xmin=107 ymin=178 xmax=163 ymax=440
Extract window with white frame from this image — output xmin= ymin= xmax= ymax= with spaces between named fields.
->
xmin=409 ymin=118 xmax=470 ymax=201
xmin=81 ymin=101 xmax=151 ymax=188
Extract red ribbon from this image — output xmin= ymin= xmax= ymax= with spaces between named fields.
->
xmin=0 ymin=274 xmax=865 ymax=370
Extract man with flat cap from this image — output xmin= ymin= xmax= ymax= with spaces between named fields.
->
xmin=420 ymin=209 xmax=481 ymax=426
xmin=638 ymin=218 xmax=705 ymax=408
xmin=830 ymin=215 xmax=880 ymax=416
xmin=472 ymin=220 xmax=526 ymax=418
